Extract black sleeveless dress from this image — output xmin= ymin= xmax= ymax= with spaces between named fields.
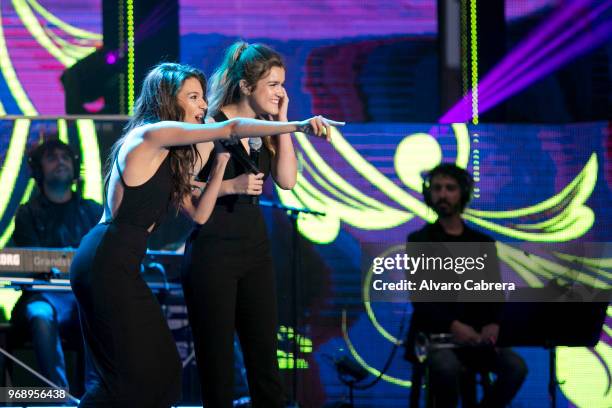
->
xmin=181 ymin=112 xmax=284 ymax=408
xmin=70 ymin=153 xmax=182 ymax=407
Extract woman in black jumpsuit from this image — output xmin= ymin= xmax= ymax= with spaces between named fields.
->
xmin=70 ymin=62 xmax=335 ymax=407
xmin=182 ymin=111 xmax=280 ymax=408
xmin=181 ymin=42 xmax=340 ymax=408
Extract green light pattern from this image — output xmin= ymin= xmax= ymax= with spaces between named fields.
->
xmin=2 ymin=1 xmax=100 ymax=116
xmin=126 ymin=0 xmax=135 ymax=113
xmin=118 ymin=0 xmax=126 ymax=114
xmin=12 ymin=0 xmax=76 ymax=66
xmin=277 ymin=350 xmax=308 ymax=370
xmin=327 ymin=127 xmax=431 ymax=219
xmin=496 ymin=243 xmax=543 ymax=287
xmin=497 ymin=242 xmax=609 ymax=288
xmin=362 ymin=244 xmax=405 ymax=345
xmin=0 ymin=119 xmax=30 ymax=224
xmin=470 ymin=0 xmax=479 ymax=124
xmin=464 ymin=154 xmax=597 ymax=241
xmin=299 ymin=336 xmax=313 ymax=353
xmin=553 ymin=252 xmax=612 ymax=282
xmin=0 ymin=179 xmax=34 ymax=249
xmin=557 ymin=331 xmax=612 ymax=408
xmin=0 ymin=176 xmax=34 ymax=318
xmin=277 ymin=326 xmax=311 ymax=370
xmin=453 ymin=123 xmax=470 ymax=168
xmin=0 ymin=7 xmax=37 ymax=115
xmin=0 ymin=117 xmax=103 ymax=240
xmin=394 ymin=133 xmax=442 ymax=192
xmin=57 ymin=119 xmax=68 ymax=143
xmin=43 ymin=27 xmax=97 ymax=60
xmin=300 ymin=157 xmax=370 ymax=210
xmin=0 ymin=287 xmax=21 ymax=321
xmin=277 ymin=127 xmax=417 ymax=244
xmin=25 ymin=0 xmax=102 ymax=40
xmin=467 ymin=154 xmax=596 ymax=219
xmin=11 ymin=0 xmax=98 ymax=76
xmin=279 ymin=325 xmax=295 ymax=339
xmin=280 ymin=125 xmax=596 ymax=245
xmin=76 ymin=119 xmax=103 ymax=203
xmin=0 ymin=122 xmax=34 ymax=249
xmin=277 ymin=127 xmax=444 ymax=244
xmin=554 ymin=252 xmax=612 ymax=269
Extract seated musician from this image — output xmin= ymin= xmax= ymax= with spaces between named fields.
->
xmin=404 ymin=164 xmax=527 ymax=407
xmin=9 ymin=139 xmax=101 ymax=392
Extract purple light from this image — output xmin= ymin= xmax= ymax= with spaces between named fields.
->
xmin=479 ymin=20 xmax=612 ymax=114
xmin=480 ymin=0 xmax=612 ymax=103
xmin=106 ymin=52 xmax=117 ymax=65
xmin=439 ymin=97 xmax=470 ymax=123
xmin=440 ymin=0 xmax=612 ymax=123
xmin=476 ymin=0 xmax=591 ymax=99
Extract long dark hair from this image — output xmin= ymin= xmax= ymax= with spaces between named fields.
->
xmin=207 ymin=41 xmax=285 ymax=155
xmin=104 ymin=62 xmax=206 ymax=209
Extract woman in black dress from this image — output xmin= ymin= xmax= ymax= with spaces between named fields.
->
xmin=70 ymin=62 xmax=338 ymax=407
xmin=181 ymin=42 xmax=339 ymax=407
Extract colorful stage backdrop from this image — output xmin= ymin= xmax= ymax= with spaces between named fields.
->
xmin=0 ymin=1 xmax=610 ymax=407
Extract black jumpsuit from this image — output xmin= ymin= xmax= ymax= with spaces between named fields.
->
xmin=70 ymin=153 xmax=182 ymax=407
xmin=181 ymin=112 xmax=284 ymax=408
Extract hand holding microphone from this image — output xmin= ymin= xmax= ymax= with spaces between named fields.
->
xmin=231 ymin=172 xmax=264 ymax=195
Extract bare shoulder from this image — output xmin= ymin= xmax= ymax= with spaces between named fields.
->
xmin=196 ymin=141 xmax=214 ymax=155
xmin=119 ymin=126 xmax=167 ymax=170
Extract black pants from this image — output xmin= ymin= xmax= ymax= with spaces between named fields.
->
xmin=427 ymin=347 xmax=527 ymax=408
xmin=71 ymin=223 xmax=182 ymax=407
xmin=181 ymin=204 xmax=284 ymax=408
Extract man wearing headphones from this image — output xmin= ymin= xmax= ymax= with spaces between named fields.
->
xmin=10 ymin=138 xmax=101 ymax=393
xmin=405 ymin=163 xmax=527 ymax=407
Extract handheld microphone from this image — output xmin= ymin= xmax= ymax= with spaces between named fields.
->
xmin=219 ymin=141 xmax=260 ymax=174
xmin=205 ymin=113 xmax=260 ymax=175
xmin=218 ymin=137 xmax=261 ymax=175
xmin=248 ymin=137 xmax=262 ymax=170
xmin=247 ymin=138 xmax=263 ymax=204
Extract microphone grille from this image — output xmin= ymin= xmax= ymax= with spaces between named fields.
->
xmin=249 ymin=137 xmax=263 ymax=151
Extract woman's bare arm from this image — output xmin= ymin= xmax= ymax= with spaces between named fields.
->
xmin=142 ymin=117 xmax=343 ymax=148
xmin=270 ymin=134 xmax=297 ymax=190
xmin=182 ymin=151 xmax=230 ymax=224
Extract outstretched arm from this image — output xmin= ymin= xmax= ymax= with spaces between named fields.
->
xmin=143 ymin=116 xmax=344 ymax=148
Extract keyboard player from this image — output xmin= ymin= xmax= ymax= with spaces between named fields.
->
xmin=9 ymin=139 xmax=101 ymax=394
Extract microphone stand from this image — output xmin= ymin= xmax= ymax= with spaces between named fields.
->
xmin=259 ymin=199 xmax=325 ymax=408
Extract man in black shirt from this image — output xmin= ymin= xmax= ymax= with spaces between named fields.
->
xmin=10 ymin=139 xmax=101 ymax=391
xmin=405 ymin=164 xmax=526 ymax=407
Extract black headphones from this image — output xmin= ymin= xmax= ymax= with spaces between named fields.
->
xmin=422 ymin=163 xmax=474 ymax=210
xmin=27 ymin=139 xmax=80 ymax=186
